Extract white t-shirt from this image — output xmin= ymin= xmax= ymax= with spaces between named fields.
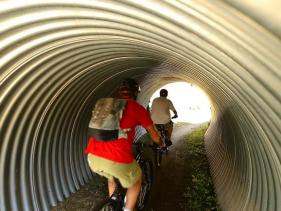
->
xmin=150 ymin=97 xmax=176 ymax=124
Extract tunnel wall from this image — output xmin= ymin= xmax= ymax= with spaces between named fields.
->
xmin=0 ymin=1 xmax=280 ymax=211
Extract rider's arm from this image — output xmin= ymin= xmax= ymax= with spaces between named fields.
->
xmin=169 ymin=100 xmax=178 ymax=119
xmin=133 ymin=101 xmax=163 ymax=146
xmin=172 ymin=110 xmax=178 ymax=119
xmin=146 ymin=124 xmax=164 ymax=147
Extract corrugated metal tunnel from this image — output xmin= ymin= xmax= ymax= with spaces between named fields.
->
xmin=0 ymin=1 xmax=280 ymax=211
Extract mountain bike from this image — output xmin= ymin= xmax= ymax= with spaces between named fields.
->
xmin=154 ymin=119 xmax=176 ymax=167
xmin=90 ymin=143 xmax=156 ymax=211
xmin=154 ymin=124 xmax=168 ymax=168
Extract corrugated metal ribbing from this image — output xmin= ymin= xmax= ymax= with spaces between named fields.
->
xmin=0 ymin=1 xmax=281 ymax=211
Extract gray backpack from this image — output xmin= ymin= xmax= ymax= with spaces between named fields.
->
xmin=88 ymin=98 xmax=131 ymax=141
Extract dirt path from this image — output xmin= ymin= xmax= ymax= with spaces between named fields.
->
xmin=172 ymin=123 xmax=202 ymax=144
xmin=146 ymin=123 xmax=202 ymax=211
xmin=53 ymin=123 xmax=201 ymax=211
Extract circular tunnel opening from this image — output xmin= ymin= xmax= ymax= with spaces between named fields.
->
xmin=149 ymin=82 xmax=212 ymax=124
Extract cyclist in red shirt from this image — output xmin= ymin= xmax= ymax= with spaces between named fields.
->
xmin=85 ymin=78 xmax=163 ymax=211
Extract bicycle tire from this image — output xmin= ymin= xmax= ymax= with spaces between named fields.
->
xmin=90 ymin=198 xmax=124 ymax=211
xmin=98 ymin=203 xmax=114 ymax=211
xmin=136 ymin=159 xmax=154 ymax=210
xmin=91 ymin=198 xmax=115 ymax=211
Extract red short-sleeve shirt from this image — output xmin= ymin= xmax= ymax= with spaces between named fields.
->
xmin=85 ymin=99 xmax=153 ymax=163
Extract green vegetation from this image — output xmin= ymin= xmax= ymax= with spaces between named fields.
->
xmin=184 ymin=123 xmax=220 ymax=211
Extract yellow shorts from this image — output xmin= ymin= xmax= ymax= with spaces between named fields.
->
xmin=87 ymin=154 xmax=142 ymax=188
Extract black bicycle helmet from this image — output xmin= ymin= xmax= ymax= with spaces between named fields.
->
xmin=118 ymin=78 xmax=140 ymax=99
xmin=160 ymin=89 xmax=168 ymax=97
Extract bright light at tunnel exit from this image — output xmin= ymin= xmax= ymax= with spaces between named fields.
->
xmin=149 ymin=82 xmax=212 ymax=124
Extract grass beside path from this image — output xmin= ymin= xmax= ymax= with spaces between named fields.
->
xmin=183 ymin=123 xmax=221 ymax=211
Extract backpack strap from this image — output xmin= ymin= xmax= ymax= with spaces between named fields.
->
xmin=88 ymin=128 xmax=119 ymax=141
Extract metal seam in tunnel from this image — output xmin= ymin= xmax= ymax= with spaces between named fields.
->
xmin=0 ymin=1 xmax=281 ymax=211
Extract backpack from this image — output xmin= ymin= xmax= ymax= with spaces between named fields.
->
xmin=88 ymin=98 xmax=131 ymax=141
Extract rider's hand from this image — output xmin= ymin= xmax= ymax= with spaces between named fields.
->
xmin=154 ymin=137 xmax=164 ymax=148
xmin=159 ymin=138 xmax=165 ymax=148
xmin=172 ymin=114 xmax=178 ymax=119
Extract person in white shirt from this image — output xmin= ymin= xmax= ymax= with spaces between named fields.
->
xmin=150 ymin=89 xmax=178 ymax=145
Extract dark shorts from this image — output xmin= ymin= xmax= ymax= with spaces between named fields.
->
xmin=155 ymin=120 xmax=173 ymax=129
xmin=155 ymin=121 xmax=173 ymax=146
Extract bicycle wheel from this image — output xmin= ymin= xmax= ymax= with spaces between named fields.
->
xmin=136 ymin=159 xmax=153 ymax=210
xmin=91 ymin=198 xmax=112 ymax=211
xmin=91 ymin=198 xmax=116 ymax=211
xmin=99 ymin=203 xmax=114 ymax=211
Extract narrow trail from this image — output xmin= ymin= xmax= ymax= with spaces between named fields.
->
xmin=52 ymin=123 xmax=201 ymax=211
xmin=146 ymin=123 xmax=202 ymax=211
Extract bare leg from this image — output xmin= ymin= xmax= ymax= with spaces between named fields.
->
xmin=167 ymin=125 xmax=173 ymax=141
xmin=108 ymin=179 xmax=117 ymax=196
xmin=124 ymin=178 xmax=142 ymax=210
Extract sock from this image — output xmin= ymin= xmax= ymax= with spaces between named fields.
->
xmin=123 ymin=208 xmax=132 ymax=211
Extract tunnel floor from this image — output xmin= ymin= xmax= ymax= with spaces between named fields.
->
xmin=52 ymin=123 xmax=201 ymax=211
xmin=145 ymin=123 xmax=197 ymax=211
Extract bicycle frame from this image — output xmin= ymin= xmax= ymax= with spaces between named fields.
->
xmin=153 ymin=123 xmax=172 ymax=167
